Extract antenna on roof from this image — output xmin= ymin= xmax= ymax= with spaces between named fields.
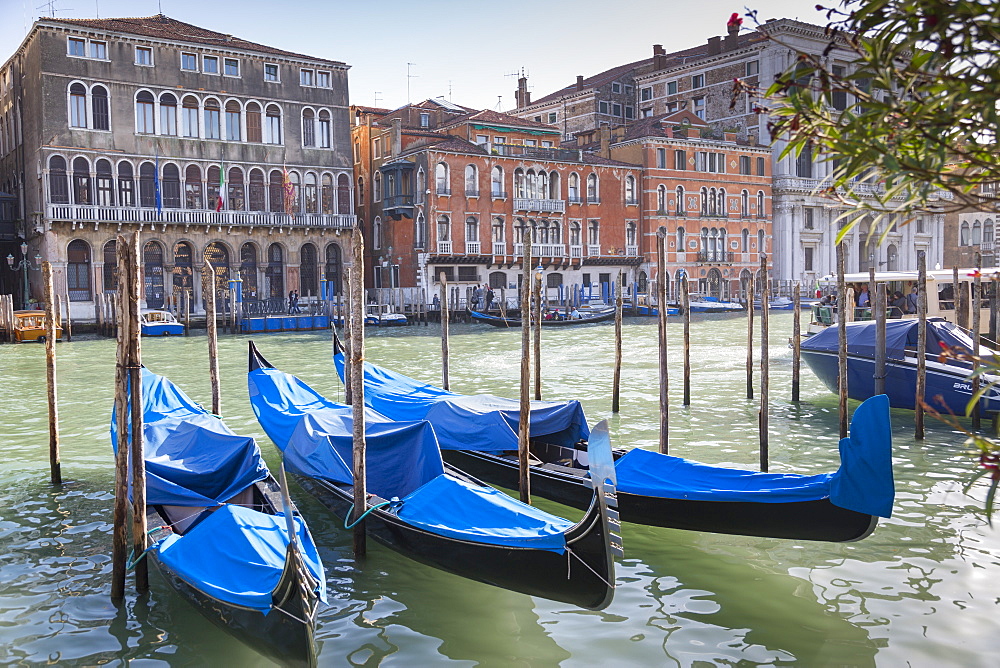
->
xmin=37 ymin=0 xmax=72 ymax=17
xmin=374 ymin=91 xmax=382 ymax=108
xmin=495 ymin=95 xmax=503 ymax=111
xmin=406 ymin=62 xmax=418 ymax=105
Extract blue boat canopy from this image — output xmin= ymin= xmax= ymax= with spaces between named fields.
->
xmin=801 ymin=317 xmax=984 ymax=362
xmin=111 ymin=368 xmax=268 ymax=507
xmin=333 ymin=350 xmax=590 ymax=450
xmin=155 ymin=504 xmax=326 ymax=613
xmin=614 ymin=394 xmax=894 ymax=517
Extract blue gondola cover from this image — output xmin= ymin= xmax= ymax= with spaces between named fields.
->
xmin=156 ymin=504 xmax=326 ymax=613
xmin=801 ymin=317 xmax=988 ymax=361
xmin=333 ymin=351 xmax=590 ymax=450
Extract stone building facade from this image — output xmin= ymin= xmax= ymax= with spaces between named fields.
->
xmin=0 ymin=14 xmax=355 ymax=317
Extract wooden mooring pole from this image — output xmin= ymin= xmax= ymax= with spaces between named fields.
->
xmin=916 ymin=252 xmax=927 ymax=439
xmin=837 ymin=243 xmax=849 ymax=438
xmin=42 ymin=262 xmax=62 ymax=485
xmin=759 ymin=254 xmax=769 ymax=472
xmin=62 ymin=287 xmax=72 ymax=341
xmin=655 ymin=228 xmax=669 ymax=454
xmin=746 ymin=275 xmax=754 ymax=400
xmin=611 ymin=269 xmax=623 ymax=413
xmin=350 ymin=230 xmax=367 ymax=558
xmin=126 ymin=232 xmax=148 ymax=593
xmin=791 ymin=284 xmax=801 ymax=403
xmin=682 ymin=275 xmax=691 ymax=407
xmin=973 ymin=253 xmax=982 ymax=430
xmin=440 ymin=272 xmax=450 ymax=391
xmin=111 ymin=236 xmax=131 ymax=602
xmin=203 ymin=267 xmax=221 ymax=415
xmin=518 ymin=242 xmax=533 ymax=503
xmin=874 ymin=282 xmax=888 ymax=397
xmin=533 ymin=269 xmax=542 ymax=401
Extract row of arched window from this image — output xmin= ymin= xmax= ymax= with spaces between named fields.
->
xmin=960 ymin=219 xmax=995 ymax=246
xmin=46 ymin=155 xmax=352 ymax=214
xmin=672 ymin=227 xmax=767 ymax=256
xmin=654 ymin=185 xmax=767 ymax=218
xmin=433 ymin=163 xmax=636 ymax=204
xmin=65 ymin=238 xmax=347 ymax=303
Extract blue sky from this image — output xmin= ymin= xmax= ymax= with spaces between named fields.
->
xmin=3 ymin=0 xmax=822 ymax=111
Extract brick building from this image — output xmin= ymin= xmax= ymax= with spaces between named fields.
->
xmin=0 ymin=14 xmax=355 ymax=317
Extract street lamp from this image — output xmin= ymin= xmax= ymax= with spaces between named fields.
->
xmin=6 ymin=242 xmax=42 ymax=309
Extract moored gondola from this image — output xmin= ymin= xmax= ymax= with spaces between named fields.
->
xmin=112 ymin=368 xmax=326 ymax=667
xmin=248 ymin=342 xmax=621 ymax=611
xmin=469 ymin=308 xmax=616 ymax=327
xmin=333 ymin=340 xmax=895 ymax=542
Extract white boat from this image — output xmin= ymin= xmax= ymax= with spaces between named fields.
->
xmin=687 ymin=296 xmax=745 ymax=313
xmin=141 ymin=309 xmax=185 ymax=336
xmin=364 ymin=303 xmax=408 ymax=327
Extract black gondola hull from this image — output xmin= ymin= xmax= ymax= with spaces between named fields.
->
xmin=469 ymin=310 xmax=615 ymax=327
xmin=292 ymin=473 xmax=615 ymax=610
xmin=442 ymin=449 xmax=878 ymax=542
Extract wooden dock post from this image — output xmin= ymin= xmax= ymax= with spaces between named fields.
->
xmin=111 ymin=235 xmax=132 ymax=602
xmin=183 ymin=289 xmax=191 ymax=336
xmin=440 ymin=272 xmax=450 ymax=391
xmin=612 ymin=269 xmax=623 ymax=413
xmin=746 ymin=275 xmax=754 ymax=400
xmin=533 ymin=269 xmax=542 ymax=401
xmin=42 ymin=262 xmax=62 ymax=485
xmin=125 ymin=232 xmax=148 ymax=593
xmin=350 ymin=230 xmax=367 ymax=558
xmin=518 ymin=242 xmax=533 ymax=503
xmin=916 ymin=252 xmax=927 ymax=439
xmin=972 ymin=253 xmax=982 ymax=430
xmin=656 ymin=227 xmax=669 ymax=453
xmin=759 ymin=254 xmax=769 ymax=472
xmin=792 ymin=284 xmax=801 ymax=402
xmin=837 ymin=243 xmax=849 ymax=438
xmin=682 ymin=276 xmax=691 ymax=407
xmin=62 ymin=287 xmax=72 ymax=341
xmin=874 ymin=282 xmax=887 ymax=397
xmin=203 ymin=266 xmax=221 ymax=415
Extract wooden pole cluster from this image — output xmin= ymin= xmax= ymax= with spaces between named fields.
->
xmin=915 ymin=252 xmax=927 ymax=439
xmin=518 ymin=242 xmax=533 ymax=504
xmin=759 ymin=254 xmax=769 ymax=472
xmin=62 ymin=289 xmax=73 ymax=341
xmin=203 ymin=265 xmax=221 ymax=416
xmin=791 ymin=284 xmax=801 ymax=403
xmin=111 ymin=231 xmax=147 ymax=601
xmin=611 ymin=269 xmax=623 ymax=413
xmin=837 ymin=243 xmax=849 ymax=439
xmin=682 ymin=276 xmax=691 ymax=407
xmin=533 ymin=270 xmax=542 ymax=401
xmin=349 ymin=231 xmax=367 ymax=557
xmin=0 ymin=294 xmax=13 ymax=341
xmin=874 ymin=283 xmax=888 ymax=397
xmin=42 ymin=262 xmax=62 ymax=485
xmin=655 ymin=228 xmax=669 ymax=454
xmin=972 ymin=252 xmax=982 ymax=430
xmin=746 ymin=276 xmax=754 ymax=400
xmin=440 ymin=272 xmax=450 ymax=391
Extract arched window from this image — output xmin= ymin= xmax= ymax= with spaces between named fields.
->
xmin=657 ymin=185 xmax=666 ymax=213
xmin=300 ymin=243 xmax=318 ymax=296
xmin=182 ymin=95 xmax=199 ymax=138
xmin=416 ymin=169 xmax=426 ymax=204
xmin=435 ymin=163 xmax=449 ymax=194
xmin=718 ymin=188 xmax=727 ymax=216
xmin=700 ymin=187 xmax=709 ymax=216
xmin=289 ymin=171 xmax=301 ymax=213
xmin=465 ymin=164 xmax=478 ymax=196
xmin=246 ymin=102 xmax=262 ymax=143
xmin=526 ymin=170 xmax=539 ymax=199
xmin=741 ymin=190 xmax=750 ymax=217
xmin=265 ymin=104 xmax=282 ymax=144
xmin=537 ymin=219 xmax=549 ymax=244
xmin=207 ymin=165 xmax=221 ymax=211
xmin=138 ymin=162 xmax=156 ymax=208
xmin=373 ymin=172 xmax=382 ymax=202
xmin=240 ymin=242 xmax=259 ymax=299
xmin=539 ymin=172 xmax=550 ymax=200
xmin=437 ymin=215 xmax=450 ymax=241
xmin=69 ymin=83 xmax=87 ymax=128
xmin=225 ymin=100 xmax=241 ymax=141
xmin=758 ymin=229 xmax=766 ymax=255
xmin=489 ymin=271 xmax=506 ymax=289
xmin=203 ymin=98 xmax=221 ymax=139
xmin=548 ymin=172 xmax=560 ymax=200
xmin=269 ymin=170 xmax=284 ymax=212
xmin=266 ymin=243 xmax=284 ymax=299
xmin=742 ymin=228 xmax=750 ymax=253
xmin=568 ymin=173 xmax=580 ymax=202
xmin=95 ymin=159 xmax=114 ymax=207
xmin=514 ymin=169 xmax=526 ymax=198
xmin=337 ymin=174 xmax=351 ymax=214
xmin=49 ymin=155 xmax=69 ymax=204
xmin=162 ymin=163 xmax=181 ymax=208
xmin=204 ymin=242 xmax=230 ymax=293
xmin=887 ymin=243 xmax=899 ymax=271
xmin=550 ymin=221 xmax=562 ymax=245
xmin=325 ymin=243 xmax=343 ymax=296
xmin=102 ymin=240 xmax=117 ymax=292
xmin=677 ymin=227 xmax=686 ymax=251
xmin=588 ymin=220 xmax=600 ymax=247
xmin=160 ymin=93 xmax=177 ymax=136
xmin=249 ymin=169 xmax=266 ymax=211
xmin=228 ymin=167 xmax=245 ymax=211
xmin=415 ymin=214 xmax=427 ymax=250
xmin=466 ymin=216 xmax=478 ymax=243
xmin=143 ymin=240 xmax=165 ymax=308
xmin=302 ymin=108 xmax=315 ymax=147
xmin=373 ymin=216 xmax=382 ymax=250
xmin=117 ymin=161 xmax=134 ymax=207
xmin=676 ymin=186 xmax=686 ymax=215
xmin=321 ymin=174 xmax=334 ymax=214
xmin=67 ymin=239 xmax=92 ymax=301
xmin=702 ymin=227 xmax=711 ymax=255
xmin=492 ymin=217 xmax=505 ymax=244
xmin=318 ymin=110 xmax=331 ymax=148
xmin=357 ymin=177 xmax=364 ymax=206
xmin=625 ymin=175 xmax=636 ymax=204
xmin=586 ymin=174 xmax=599 ymax=202
xmin=136 ymin=91 xmax=154 ymax=134
xmin=757 ymin=191 xmax=765 ymax=218
xmin=972 ymin=220 xmax=983 ymax=245
xmin=173 ymin=241 xmax=193 ymax=293
xmin=985 ymin=219 xmax=995 ymax=245
xmin=72 ymin=157 xmax=92 ymax=205
xmin=185 ymin=165 xmax=203 ymax=209
xmin=92 ymin=85 xmax=109 ymax=131
xmin=637 ymin=271 xmax=648 ymax=293
xmin=626 ymin=222 xmax=637 ymax=248
xmin=570 ymin=221 xmax=581 ymax=247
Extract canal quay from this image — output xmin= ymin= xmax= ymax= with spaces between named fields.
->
xmin=1 ymin=312 xmax=998 ymax=667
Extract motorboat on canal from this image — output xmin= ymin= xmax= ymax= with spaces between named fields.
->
xmin=111 ymin=368 xmax=326 ymax=667
xmin=800 ymin=317 xmax=1000 ymax=415
xmin=332 ymin=336 xmax=895 ymax=542
xmin=11 ymin=309 xmax=62 ymax=342
xmin=685 ymin=296 xmax=746 ymax=313
xmin=364 ymin=303 xmax=408 ymax=327
xmin=140 ymin=309 xmax=185 ymax=336
xmin=248 ymin=342 xmax=621 ymax=611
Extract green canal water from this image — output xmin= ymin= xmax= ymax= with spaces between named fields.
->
xmin=1 ymin=313 xmax=998 ymax=667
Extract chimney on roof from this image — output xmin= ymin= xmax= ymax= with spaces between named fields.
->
xmin=515 ymin=76 xmax=531 ymax=108
xmin=707 ymin=35 xmax=722 ymax=56
xmin=653 ymin=44 xmax=667 ymax=70
xmin=224 ymin=34 xmax=233 ymax=42
xmin=576 ymin=75 xmax=585 ymax=91
xmin=599 ymin=125 xmax=611 ymax=158
xmin=392 ymin=117 xmax=402 ymax=159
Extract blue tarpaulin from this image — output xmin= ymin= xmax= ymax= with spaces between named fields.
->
xmin=615 ymin=394 xmax=894 ymax=517
xmin=333 ymin=351 xmax=590 ymax=450
xmin=249 ymin=363 xmax=573 ymax=552
xmin=801 ymin=317 xmax=986 ymax=362
xmin=156 ymin=504 xmax=326 ymax=613
xmin=111 ymin=368 xmax=268 ymax=507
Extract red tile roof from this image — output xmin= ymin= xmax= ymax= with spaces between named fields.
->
xmin=440 ymin=108 xmax=560 ymax=133
xmin=43 ymin=14 xmax=345 ymax=65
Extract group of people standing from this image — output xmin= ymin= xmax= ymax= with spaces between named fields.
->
xmin=851 ymin=284 xmax=920 ymax=317
xmin=471 ymin=284 xmax=497 ymax=312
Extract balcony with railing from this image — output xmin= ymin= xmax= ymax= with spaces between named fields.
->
xmin=436 ymin=187 xmax=451 ymax=196
xmin=436 ymin=240 xmax=452 ymax=254
xmin=696 ymin=251 xmax=734 ymax=263
xmin=466 ymin=189 xmax=480 ymax=197
xmin=513 ymin=243 xmax=568 ymax=258
xmin=567 ymin=195 xmax=582 ymax=205
xmin=570 ymin=245 xmax=583 ymax=258
xmin=492 ymin=241 xmax=506 ymax=255
xmin=487 ymin=143 xmax=581 ymax=162
xmin=383 ymin=194 xmax=414 ymax=217
xmin=587 ymin=244 xmax=601 ymax=256
xmin=626 ymin=245 xmax=639 ymax=256
xmin=45 ymin=204 xmax=357 ymax=229
xmin=513 ymin=198 xmax=566 ymax=213
xmin=465 ymin=241 xmax=481 ymax=255
xmin=491 ymin=190 xmax=508 ymax=200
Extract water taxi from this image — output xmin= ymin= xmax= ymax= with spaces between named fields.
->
xmin=140 ymin=309 xmax=185 ymax=336
xmin=12 ymin=310 xmax=62 ymax=342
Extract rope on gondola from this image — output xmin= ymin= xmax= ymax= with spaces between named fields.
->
xmin=565 ymin=547 xmax=616 ymax=589
xmin=125 ymin=545 xmax=157 ymax=571
xmin=344 ymin=500 xmax=393 ymax=529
